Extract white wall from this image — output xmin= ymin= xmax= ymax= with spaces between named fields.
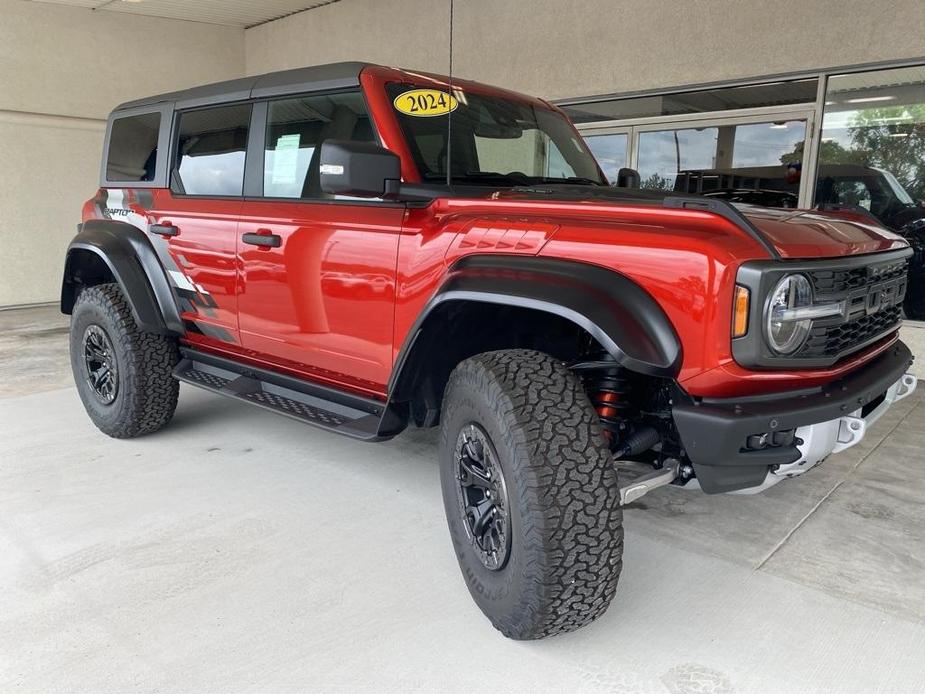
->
xmin=244 ymin=0 xmax=925 ymax=100
xmin=0 ymin=0 xmax=245 ymax=307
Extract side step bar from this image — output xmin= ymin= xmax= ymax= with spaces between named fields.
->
xmin=618 ymin=460 xmax=680 ymax=505
xmin=173 ymin=348 xmax=402 ymax=441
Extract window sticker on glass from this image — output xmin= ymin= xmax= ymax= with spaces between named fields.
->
xmin=394 ymin=89 xmax=458 ymax=117
xmin=271 ymin=133 xmax=302 ymax=185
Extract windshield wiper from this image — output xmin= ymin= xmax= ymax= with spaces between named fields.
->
xmin=422 ymin=171 xmax=530 ymax=185
xmin=531 ymin=176 xmax=605 ymax=187
xmin=421 ymin=172 xmax=605 ymax=187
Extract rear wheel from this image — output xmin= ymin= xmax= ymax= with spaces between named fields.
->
xmin=439 ymin=349 xmax=624 ymax=639
xmin=69 ymin=283 xmax=179 ymax=438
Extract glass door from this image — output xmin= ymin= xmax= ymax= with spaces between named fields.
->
xmin=582 ymin=128 xmax=630 ymax=183
xmin=635 ymin=112 xmax=813 ymax=206
xmin=579 ymin=108 xmax=817 ymax=206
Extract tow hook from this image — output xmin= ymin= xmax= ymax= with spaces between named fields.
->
xmin=618 ymin=460 xmax=680 ymax=505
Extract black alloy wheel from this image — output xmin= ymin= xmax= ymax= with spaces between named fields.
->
xmin=454 ymin=423 xmax=511 ymax=571
xmin=83 ymin=324 xmax=118 ymax=404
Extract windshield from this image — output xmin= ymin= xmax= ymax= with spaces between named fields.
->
xmin=873 ymin=167 xmax=915 ymax=206
xmin=386 ymin=83 xmax=606 ymax=186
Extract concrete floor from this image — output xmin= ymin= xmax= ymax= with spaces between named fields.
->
xmin=2 ymin=306 xmax=925 ymax=693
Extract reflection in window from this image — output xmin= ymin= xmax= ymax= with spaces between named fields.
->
xmin=637 ymin=127 xmax=718 ymax=190
xmin=264 ymin=91 xmax=375 ymax=199
xmin=563 ymin=79 xmax=817 ymax=123
xmin=175 ymin=104 xmax=251 ymax=196
xmin=641 ymin=120 xmax=807 ymax=205
xmin=584 ymin=133 xmax=628 ymax=183
xmin=731 ymin=121 xmax=806 ymax=168
xmin=815 ymin=66 xmax=925 ymax=229
xmin=107 ymin=112 xmax=160 ymax=182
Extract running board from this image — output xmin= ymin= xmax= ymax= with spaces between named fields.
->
xmin=173 ymin=348 xmax=400 ymax=441
xmin=617 ymin=460 xmax=680 ymax=505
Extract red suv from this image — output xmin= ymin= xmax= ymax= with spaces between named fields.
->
xmin=62 ymin=62 xmax=918 ymax=639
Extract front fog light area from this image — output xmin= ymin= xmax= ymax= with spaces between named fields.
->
xmin=766 ymin=274 xmax=813 ymax=354
xmin=744 ymin=428 xmax=798 ymax=451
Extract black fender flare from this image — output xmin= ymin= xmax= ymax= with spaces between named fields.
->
xmin=61 ymin=219 xmax=183 ymax=335
xmin=388 ymin=255 xmax=682 ymax=402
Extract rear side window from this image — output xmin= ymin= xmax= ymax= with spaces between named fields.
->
xmin=174 ymin=104 xmax=252 ymax=196
xmin=263 ymin=91 xmax=376 ymax=199
xmin=106 ymin=112 xmax=161 ymax=182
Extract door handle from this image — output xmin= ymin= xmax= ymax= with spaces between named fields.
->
xmin=149 ymin=223 xmax=179 ymax=237
xmin=242 ymin=231 xmax=282 ymax=248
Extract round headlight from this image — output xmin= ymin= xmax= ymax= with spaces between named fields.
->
xmin=766 ymin=274 xmax=813 ymax=354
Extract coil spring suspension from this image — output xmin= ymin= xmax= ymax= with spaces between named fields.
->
xmin=574 ymin=357 xmax=631 ymax=448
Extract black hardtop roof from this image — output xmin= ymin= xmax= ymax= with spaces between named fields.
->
xmin=114 ymin=61 xmax=372 ymax=113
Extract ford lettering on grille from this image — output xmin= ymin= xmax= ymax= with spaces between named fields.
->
xmin=801 ymin=261 xmax=907 ymax=359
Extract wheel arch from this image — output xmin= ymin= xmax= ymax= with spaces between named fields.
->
xmin=386 ymin=255 xmax=681 ymax=427
xmin=62 ymin=220 xmax=183 ymax=335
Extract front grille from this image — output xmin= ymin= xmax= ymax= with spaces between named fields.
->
xmin=806 ymin=259 xmax=908 ymax=297
xmin=799 ymin=305 xmax=902 ymax=358
xmin=799 ymin=257 xmax=908 ymax=360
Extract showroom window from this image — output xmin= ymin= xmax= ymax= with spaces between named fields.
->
xmin=637 ymin=126 xmax=718 ymax=190
xmin=106 ymin=112 xmax=161 ymax=182
xmin=263 ymin=91 xmax=376 ymax=199
xmin=815 ymin=66 xmax=925 ymax=219
xmin=566 ymin=79 xmax=815 ymax=190
xmin=585 ymin=132 xmax=627 ymax=182
xmin=562 ymin=61 xmax=925 ymax=213
xmin=174 ymin=104 xmax=252 ymax=196
xmin=563 ymin=78 xmax=818 ymax=124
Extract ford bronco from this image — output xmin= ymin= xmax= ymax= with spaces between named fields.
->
xmin=677 ymin=164 xmax=925 ymax=318
xmin=62 ymin=62 xmax=918 ymax=639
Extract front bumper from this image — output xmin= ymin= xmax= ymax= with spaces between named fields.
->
xmin=673 ymin=341 xmax=916 ymax=494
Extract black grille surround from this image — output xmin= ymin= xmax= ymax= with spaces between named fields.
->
xmin=733 ymin=248 xmax=912 ymax=369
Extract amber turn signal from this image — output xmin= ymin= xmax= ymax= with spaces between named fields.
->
xmin=733 ymin=285 xmax=750 ymax=338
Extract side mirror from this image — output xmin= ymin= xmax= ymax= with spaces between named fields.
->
xmin=319 ymin=140 xmax=401 ymax=198
xmin=616 ymin=167 xmax=641 ymax=189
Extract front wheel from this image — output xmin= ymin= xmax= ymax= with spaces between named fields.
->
xmin=439 ymin=349 xmax=624 ymax=639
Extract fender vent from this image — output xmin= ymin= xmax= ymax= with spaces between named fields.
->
xmin=446 ymin=220 xmax=558 ymax=262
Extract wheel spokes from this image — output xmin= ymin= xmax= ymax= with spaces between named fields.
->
xmin=470 ymin=499 xmax=494 ymax=538
xmin=83 ymin=325 xmax=118 ymax=404
xmin=458 ymin=450 xmax=493 ymax=489
xmin=454 ymin=423 xmax=511 ymax=571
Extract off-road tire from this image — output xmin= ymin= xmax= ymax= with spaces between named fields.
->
xmin=69 ymin=283 xmax=179 ymax=438
xmin=439 ymin=349 xmax=624 ymax=639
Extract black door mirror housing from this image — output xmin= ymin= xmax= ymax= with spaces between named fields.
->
xmin=319 ymin=140 xmax=401 ymax=198
xmin=616 ymin=167 xmax=641 ymax=189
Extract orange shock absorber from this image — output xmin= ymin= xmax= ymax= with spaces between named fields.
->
xmin=573 ymin=357 xmax=629 ymax=449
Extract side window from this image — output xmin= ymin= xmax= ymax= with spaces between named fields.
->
xmin=174 ymin=104 xmax=252 ymax=196
xmin=106 ymin=112 xmax=161 ymax=182
xmin=263 ymin=91 xmax=376 ymax=199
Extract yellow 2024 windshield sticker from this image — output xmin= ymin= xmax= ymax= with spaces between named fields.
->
xmin=393 ymin=89 xmax=458 ymax=117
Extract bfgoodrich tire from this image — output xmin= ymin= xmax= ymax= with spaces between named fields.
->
xmin=69 ymin=283 xmax=179 ymax=438
xmin=439 ymin=349 xmax=624 ymax=639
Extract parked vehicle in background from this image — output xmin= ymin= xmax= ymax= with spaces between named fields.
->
xmin=677 ymin=164 xmax=925 ymax=318
xmin=62 ymin=63 xmax=918 ymax=639
xmin=702 ymin=188 xmax=799 ymax=208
